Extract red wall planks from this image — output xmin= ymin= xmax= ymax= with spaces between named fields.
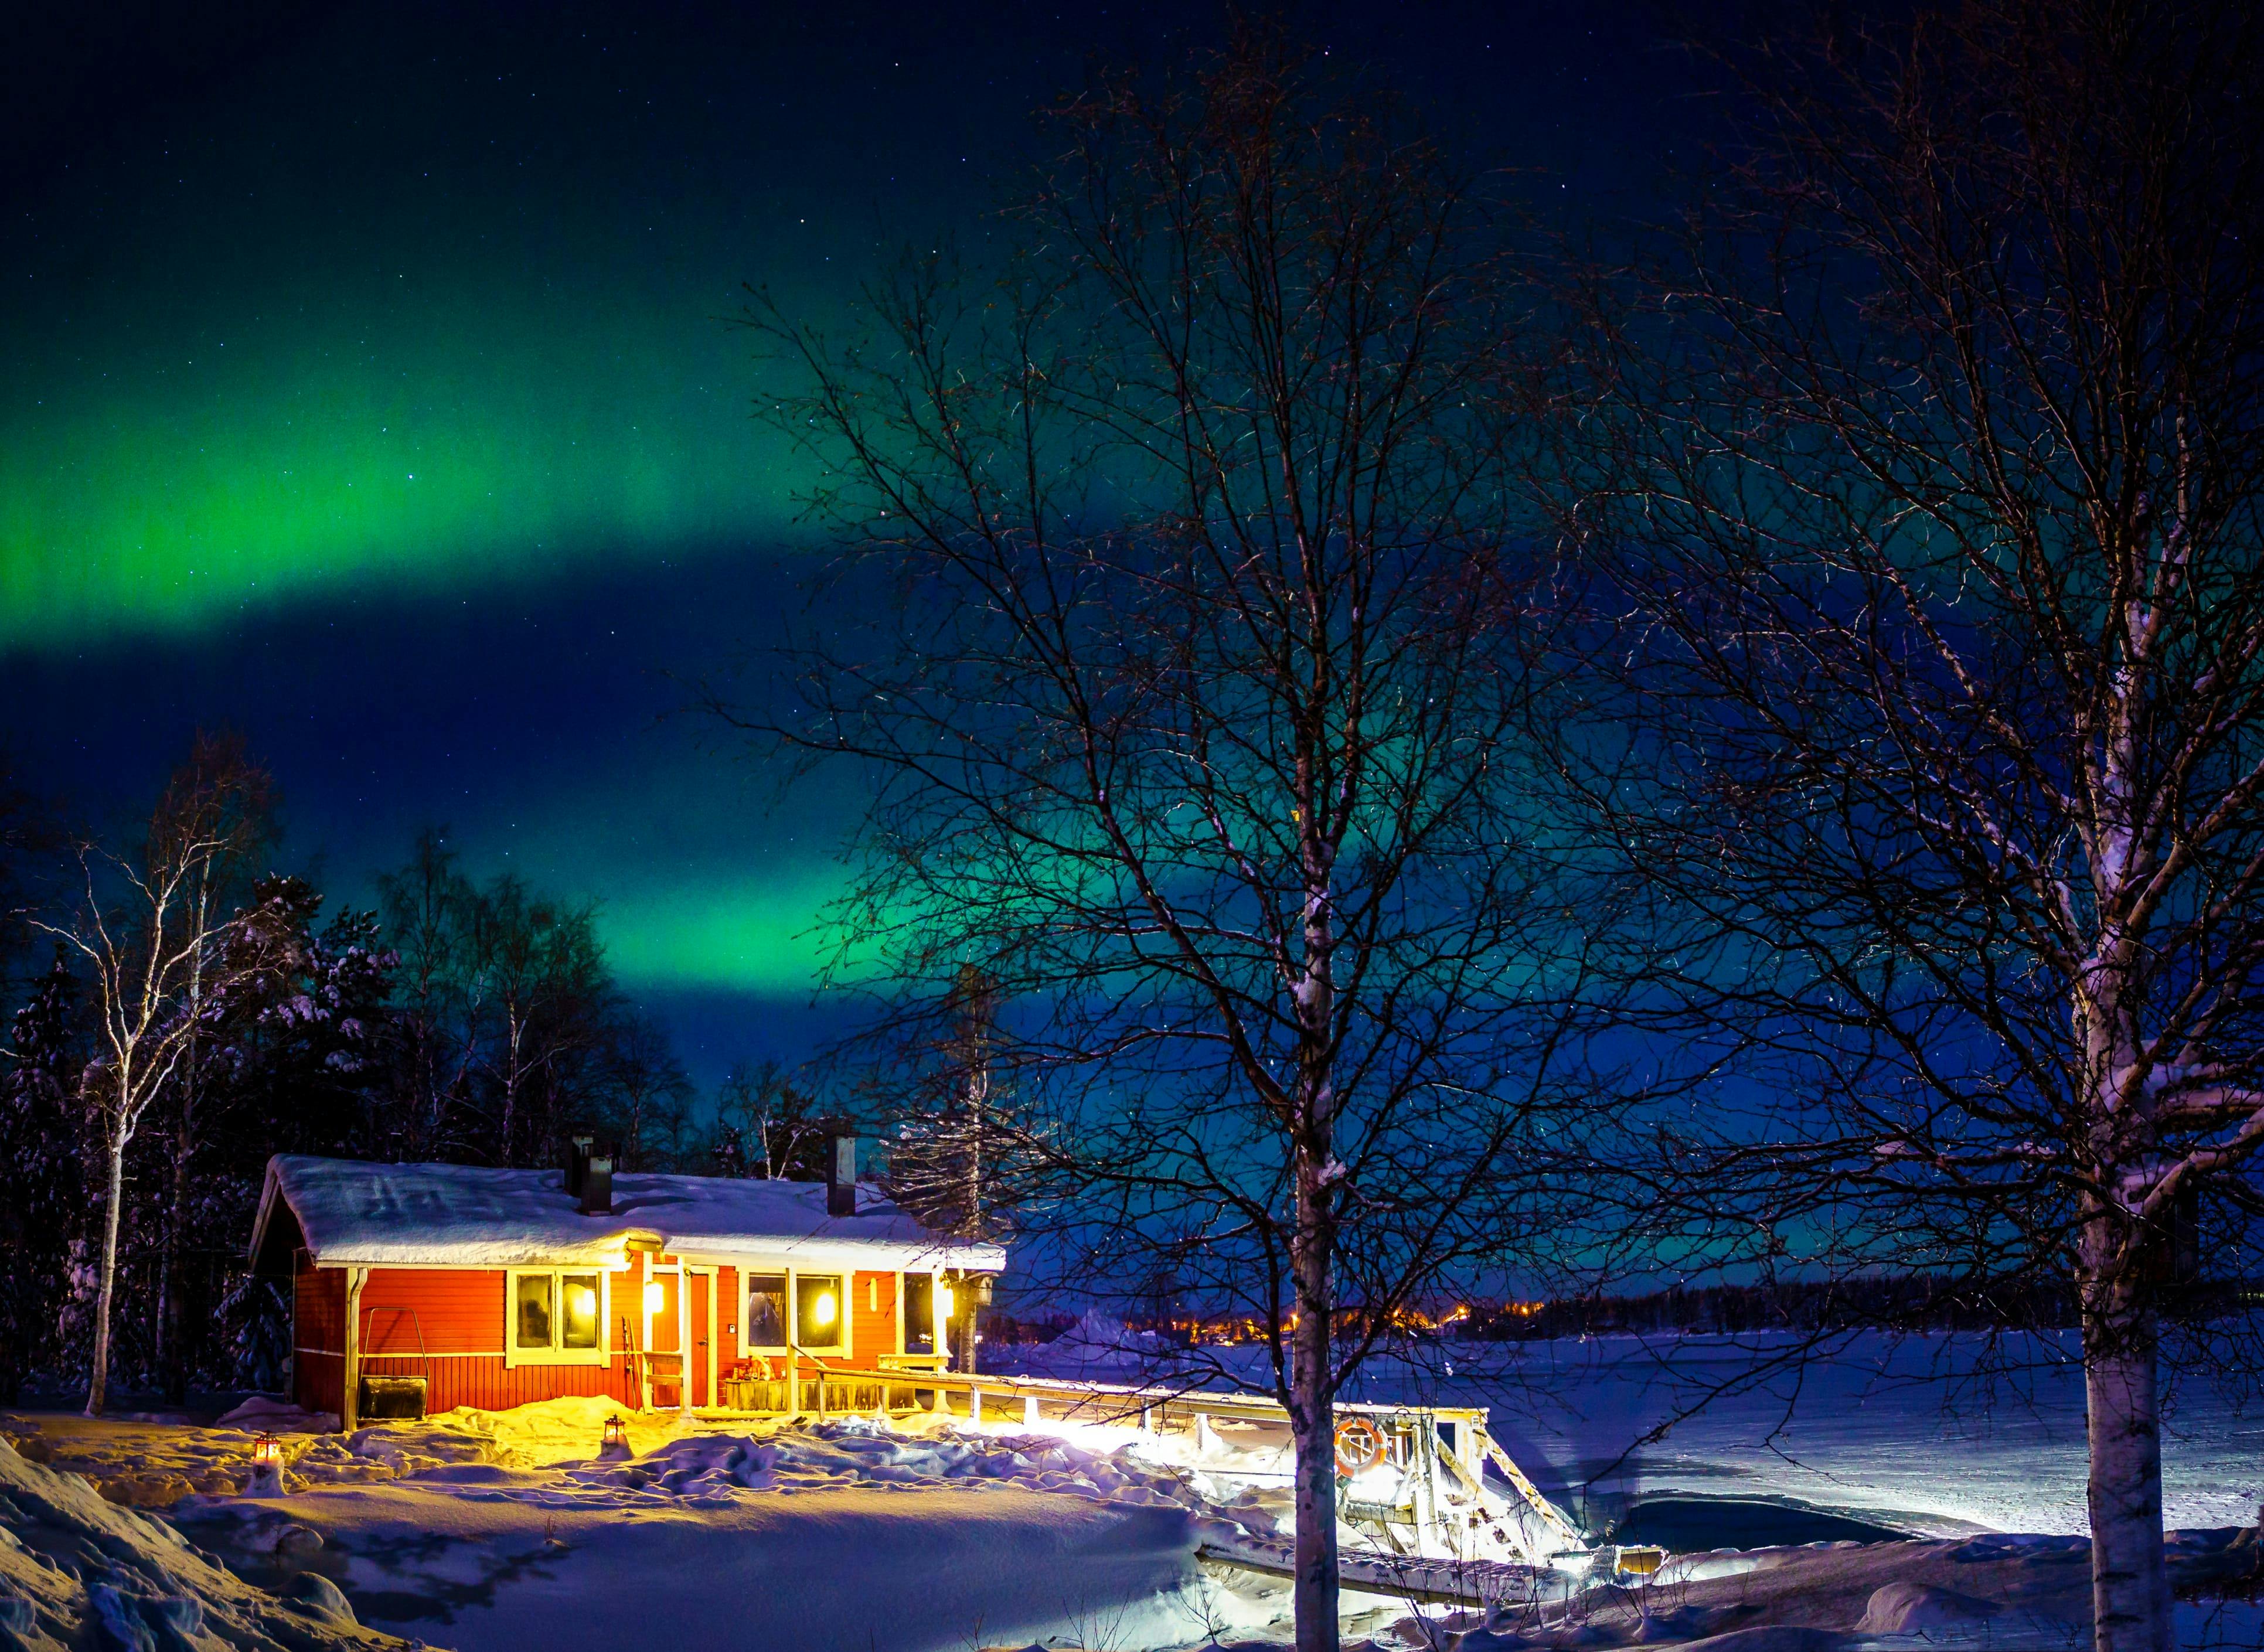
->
xmin=292 ymin=1258 xmax=927 ymax=1420
xmin=356 ymin=1351 xmax=634 ymax=1415
xmin=359 ymin=1267 xmax=506 ymax=1353
xmin=852 ymin=1269 xmax=899 ymax=1363
xmin=292 ymin=1259 xmax=346 ymax=1416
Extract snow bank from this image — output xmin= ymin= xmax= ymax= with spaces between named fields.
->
xmin=216 ymin=1395 xmax=339 ymax=1432
xmin=168 ymin=1406 xmax=1293 ymax=1652
xmin=0 ymin=1435 xmax=408 ymax=1649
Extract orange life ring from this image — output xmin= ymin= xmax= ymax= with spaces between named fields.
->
xmin=1333 ymin=1415 xmax=1386 ymax=1475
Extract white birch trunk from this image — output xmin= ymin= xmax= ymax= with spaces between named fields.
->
xmin=85 ymin=1135 xmax=126 ymax=1416
xmin=2083 ymin=1299 xmax=2171 ymax=1652
xmin=1290 ymin=1150 xmax=1339 ymax=1652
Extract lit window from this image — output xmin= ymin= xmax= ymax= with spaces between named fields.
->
xmin=506 ymin=1270 xmax=608 ymax=1366
xmin=794 ymin=1273 xmax=846 ymax=1351
xmin=561 ymin=1274 xmax=601 ymax=1350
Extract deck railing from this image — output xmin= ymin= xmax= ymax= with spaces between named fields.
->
xmin=692 ymin=1361 xmax=1586 ymax=1568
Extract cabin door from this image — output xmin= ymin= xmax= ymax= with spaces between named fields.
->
xmin=688 ymin=1269 xmax=712 ymax=1408
xmin=645 ymin=1267 xmax=683 ymax=1409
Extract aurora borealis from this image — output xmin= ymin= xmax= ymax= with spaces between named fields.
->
xmin=2 ymin=1 xmax=1668 ymax=1081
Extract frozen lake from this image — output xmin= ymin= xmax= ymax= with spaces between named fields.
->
xmin=1331 ymin=1330 xmax=2264 ymax=1538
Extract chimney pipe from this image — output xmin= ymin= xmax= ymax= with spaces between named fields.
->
xmin=580 ymin=1152 xmax=614 ymax=1215
xmin=563 ymin=1133 xmax=594 ymax=1196
xmin=823 ymin=1125 xmax=857 ymax=1218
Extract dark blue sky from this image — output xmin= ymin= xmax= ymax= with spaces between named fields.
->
xmin=1 ymin=0 xmax=1687 ymax=1090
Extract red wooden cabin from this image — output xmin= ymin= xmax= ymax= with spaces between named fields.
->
xmin=248 ymin=1150 xmax=1004 ymax=1430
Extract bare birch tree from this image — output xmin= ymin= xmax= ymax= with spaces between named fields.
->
xmin=1584 ymin=6 xmax=2264 ymax=1649
xmin=718 ymin=33 xmax=1612 ymax=1649
xmin=33 ymin=738 xmax=274 ymax=1415
xmin=154 ymin=733 xmax=275 ymax=1400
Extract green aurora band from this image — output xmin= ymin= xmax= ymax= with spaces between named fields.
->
xmin=0 ymin=284 xmax=811 ymax=647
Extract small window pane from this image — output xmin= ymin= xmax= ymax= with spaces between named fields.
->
xmin=514 ymin=1275 xmax=554 ymax=1348
xmin=795 ymin=1273 xmax=845 ymax=1349
xmin=903 ymin=1273 xmax=935 ymax=1355
xmin=745 ymin=1274 xmax=787 ymax=1348
xmin=560 ymin=1274 xmax=601 ymax=1350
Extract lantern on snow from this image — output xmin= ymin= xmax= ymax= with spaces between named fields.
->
xmin=252 ymin=1433 xmax=283 ymax=1467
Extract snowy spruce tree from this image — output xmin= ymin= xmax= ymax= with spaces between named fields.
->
xmin=0 ymin=951 xmax=86 ymax=1401
xmin=880 ymin=966 xmax=1048 ymax=1371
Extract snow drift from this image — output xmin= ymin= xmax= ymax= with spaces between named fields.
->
xmin=0 ymin=1435 xmax=406 ymax=1650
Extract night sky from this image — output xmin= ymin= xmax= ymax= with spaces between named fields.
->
xmin=2 ymin=1 xmax=1680 ymax=1088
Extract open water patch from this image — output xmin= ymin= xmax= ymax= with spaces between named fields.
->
xmin=1611 ymin=1495 xmax=1910 ymax=1550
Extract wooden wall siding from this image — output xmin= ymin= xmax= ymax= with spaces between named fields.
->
xmin=292 ymin=1261 xmax=346 ymax=1416
xmin=358 ymin=1268 xmax=506 ymax=1354
xmin=853 ymin=1269 xmax=898 ymax=1363
xmin=717 ymin=1264 xmax=738 ymax=1372
xmin=357 ymin=1352 xmax=635 ymax=1415
xmin=310 ymin=1265 xmax=636 ymax=1416
xmin=294 ymin=1259 xmax=344 ymax=1350
xmin=297 ymin=1351 xmax=345 ymax=1418
xmin=292 ymin=1256 xmax=929 ymax=1423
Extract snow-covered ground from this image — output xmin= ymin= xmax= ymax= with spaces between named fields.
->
xmin=4 ymin=1330 xmax=2258 ymax=1651
xmin=0 ymin=1433 xmax=400 ymax=1650
xmin=4 ymin=1395 xmax=1296 ymax=1651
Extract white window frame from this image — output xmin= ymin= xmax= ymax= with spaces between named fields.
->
xmin=740 ymin=1265 xmax=852 ymax=1358
xmin=505 ymin=1267 xmax=611 ymax=1367
xmin=740 ymin=1268 xmax=792 ymax=1355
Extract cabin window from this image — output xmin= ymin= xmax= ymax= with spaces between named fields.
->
xmin=794 ymin=1273 xmax=846 ymax=1353
xmin=744 ymin=1273 xmax=789 ymax=1351
xmin=515 ymin=1275 xmax=553 ymax=1347
xmin=505 ymin=1269 xmax=610 ymax=1366
xmin=903 ymin=1272 xmax=937 ymax=1356
xmin=561 ymin=1274 xmax=602 ymax=1349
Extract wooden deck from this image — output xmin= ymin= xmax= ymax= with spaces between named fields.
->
xmin=687 ymin=1363 xmax=1590 ymax=1568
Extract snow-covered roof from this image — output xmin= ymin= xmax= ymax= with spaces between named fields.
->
xmin=251 ymin=1154 xmax=1006 ymax=1273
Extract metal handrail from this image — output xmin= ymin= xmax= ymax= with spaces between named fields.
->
xmin=362 ymin=1304 xmax=428 ymax=1360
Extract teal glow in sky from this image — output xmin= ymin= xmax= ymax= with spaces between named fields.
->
xmin=0 ymin=0 xmax=1669 ymax=1081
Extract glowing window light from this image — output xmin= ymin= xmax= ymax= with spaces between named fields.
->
xmin=809 ymin=1289 xmax=837 ymax=1329
xmin=644 ymin=1280 xmax=665 ymax=1314
xmin=563 ymin=1279 xmax=601 ymax=1350
xmin=938 ymin=1283 xmax=956 ymax=1319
